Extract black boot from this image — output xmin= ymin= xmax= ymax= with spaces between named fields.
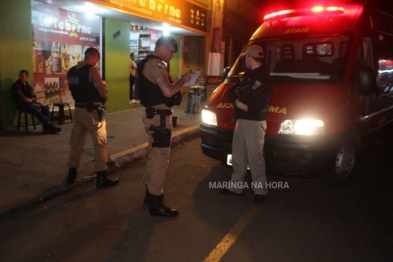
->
xmin=67 ymin=167 xmax=77 ymax=184
xmin=96 ymin=171 xmax=119 ymax=188
xmin=149 ymin=195 xmax=178 ymax=217
xmin=144 ymin=186 xmax=152 ymax=205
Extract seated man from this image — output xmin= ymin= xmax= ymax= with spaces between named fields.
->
xmin=11 ymin=70 xmax=61 ymax=134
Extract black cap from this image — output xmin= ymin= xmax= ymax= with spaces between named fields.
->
xmin=156 ymin=36 xmax=178 ymax=52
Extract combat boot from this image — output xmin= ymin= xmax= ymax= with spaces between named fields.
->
xmin=67 ymin=167 xmax=77 ymax=184
xmin=149 ymin=195 xmax=178 ymax=217
xmin=96 ymin=171 xmax=119 ymax=188
xmin=144 ymin=186 xmax=152 ymax=205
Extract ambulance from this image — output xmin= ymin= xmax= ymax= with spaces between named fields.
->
xmin=200 ymin=2 xmax=393 ymax=186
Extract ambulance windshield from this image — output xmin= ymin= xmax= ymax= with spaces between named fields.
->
xmin=228 ymin=34 xmax=350 ymax=81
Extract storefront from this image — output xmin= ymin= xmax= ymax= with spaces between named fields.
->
xmin=30 ymin=0 xmax=208 ymax=107
xmin=0 ymin=0 xmax=209 ymax=130
xmin=31 ymin=3 xmax=101 ymax=108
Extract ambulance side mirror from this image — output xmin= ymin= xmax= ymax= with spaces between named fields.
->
xmin=357 ymin=65 xmax=377 ymax=95
xmin=222 ymin=67 xmax=231 ymax=82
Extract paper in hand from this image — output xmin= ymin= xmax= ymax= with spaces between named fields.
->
xmin=182 ymin=71 xmax=201 ymax=86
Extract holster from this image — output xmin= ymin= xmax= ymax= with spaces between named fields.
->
xmin=149 ymin=110 xmax=171 ymax=148
xmin=97 ymin=104 xmax=106 ymax=122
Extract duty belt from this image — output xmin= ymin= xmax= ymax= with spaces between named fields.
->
xmin=75 ymin=103 xmax=87 ymax=108
xmin=75 ymin=102 xmax=101 ymax=109
xmin=146 ymin=107 xmax=173 ymax=115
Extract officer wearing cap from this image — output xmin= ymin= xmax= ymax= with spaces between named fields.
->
xmin=220 ymin=45 xmax=273 ymax=203
xmin=135 ymin=35 xmax=191 ymax=217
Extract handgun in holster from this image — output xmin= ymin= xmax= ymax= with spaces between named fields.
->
xmin=149 ymin=110 xmax=171 ymax=148
xmin=97 ymin=104 xmax=106 ymax=122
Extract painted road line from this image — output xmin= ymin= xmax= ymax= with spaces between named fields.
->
xmin=203 ymin=204 xmax=261 ymax=262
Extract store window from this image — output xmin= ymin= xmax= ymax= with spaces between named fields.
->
xmin=31 ymin=2 xmax=101 ymax=107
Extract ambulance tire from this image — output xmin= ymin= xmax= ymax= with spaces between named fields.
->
xmin=321 ymin=139 xmax=357 ymax=187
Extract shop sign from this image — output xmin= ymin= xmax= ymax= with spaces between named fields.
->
xmin=90 ymin=0 xmax=207 ymax=33
xmin=32 ymin=9 xmax=100 ymax=45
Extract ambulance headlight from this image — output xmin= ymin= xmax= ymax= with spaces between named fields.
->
xmin=201 ymin=110 xmax=217 ymax=126
xmin=278 ymin=119 xmax=324 ymax=135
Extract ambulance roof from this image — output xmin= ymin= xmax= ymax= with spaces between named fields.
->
xmin=251 ymin=4 xmax=364 ymax=39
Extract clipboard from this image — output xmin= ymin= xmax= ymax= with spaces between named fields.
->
xmin=182 ymin=71 xmax=201 ymax=86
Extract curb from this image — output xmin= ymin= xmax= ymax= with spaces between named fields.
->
xmin=0 ymin=125 xmax=200 ymax=221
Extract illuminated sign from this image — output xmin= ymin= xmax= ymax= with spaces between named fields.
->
xmin=32 ymin=9 xmax=100 ymax=44
xmin=89 ymin=0 xmax=207 ymax=33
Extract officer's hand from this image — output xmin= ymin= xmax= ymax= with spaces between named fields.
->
xmin=181 ymin=72 xmax=192 ymax=83
xmin=173 ymin=76 xmax=180 ymax=82
xmin=236 ymin=99 xmax=248 ymax=111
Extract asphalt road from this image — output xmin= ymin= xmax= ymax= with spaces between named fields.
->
xmin=0 ymin=134 xmax=392 ymax=262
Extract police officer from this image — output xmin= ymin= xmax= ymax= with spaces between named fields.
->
xmin=220 ymin=45 xmax=273 ymax=203
xmin=135 ymin=36 xmax=191 ymax=217
xmin=66 ymin=47 xmax=119 ymax=188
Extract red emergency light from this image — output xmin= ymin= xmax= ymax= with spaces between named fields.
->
xmin=264 ymin=10 xmax=293 ymax=21
xmin=264 ymin=6 xmax=345 ymax=21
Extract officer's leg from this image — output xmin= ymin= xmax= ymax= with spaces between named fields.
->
xmin=148 ymin=146 xmax=170 ymax=195
xmin=91 ymin=122 xmax=108 ymax=171
xmin=68 ymin=109 xmax=90 ymax=167
xmin=143 ymin=133 xmax=154 ymax=204
xmin=229 ymin=120 xmax=248 ymax=194
xmin=246 ymin=121 xmax=268 ymax=200
xmin=88 ymin=109 xmax=118 ymax=188
xmin=148 ymin=145 xmax=178 ymax=217
xmin=144 ymin=114 xmax=177 ymax=217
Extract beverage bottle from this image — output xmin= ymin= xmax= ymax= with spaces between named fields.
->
xmin=51 ymin=42 xmax=61 ymax=73
xmin=36 ymin=50 xmax=44 ymax=73
xmin=63 ymin=43 xmax=73 ymax=72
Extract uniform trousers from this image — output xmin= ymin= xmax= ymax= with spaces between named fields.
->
xmin=229 ymin=119 xmax=268 ymax=195
xmin=68 ymin=107 xmax=108 ymax=172
xmin=142 ymin=112 xmax=173 ymax=196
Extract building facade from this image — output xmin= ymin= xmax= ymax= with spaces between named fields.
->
xmin=0 ymin=0 xmax=262 ymax=130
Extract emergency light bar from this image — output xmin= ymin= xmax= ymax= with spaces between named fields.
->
xmin=264 ymin=6 xmax=344 ymax=21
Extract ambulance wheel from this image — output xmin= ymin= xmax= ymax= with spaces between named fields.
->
xmin=321 ymin=140 xmax=357 ymax=187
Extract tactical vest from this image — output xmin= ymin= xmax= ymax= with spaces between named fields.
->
xmin=67 ymin=64 xmax=103 ymax=103
xmin=135 ymin=55 xmax=168 ymax=107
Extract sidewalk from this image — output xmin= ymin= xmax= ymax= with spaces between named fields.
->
xmin=0 ymin=100 xmax=201 ymax=219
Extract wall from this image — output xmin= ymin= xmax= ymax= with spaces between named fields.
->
xmin=0 ymin=0 xmax=33 ymax=130
xmin=170 ymin=35 xmax=181 ymax=80
xmin=103 ymin=18 xmax=130 ymax=113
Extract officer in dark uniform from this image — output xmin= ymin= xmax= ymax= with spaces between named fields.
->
xmin=66 ymin=47 xmax=119 ymax=188
xmin=135 ymin=36 xmax=191 ymax=217
xmin=220 ymin=45 xmax=273 ymax=203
